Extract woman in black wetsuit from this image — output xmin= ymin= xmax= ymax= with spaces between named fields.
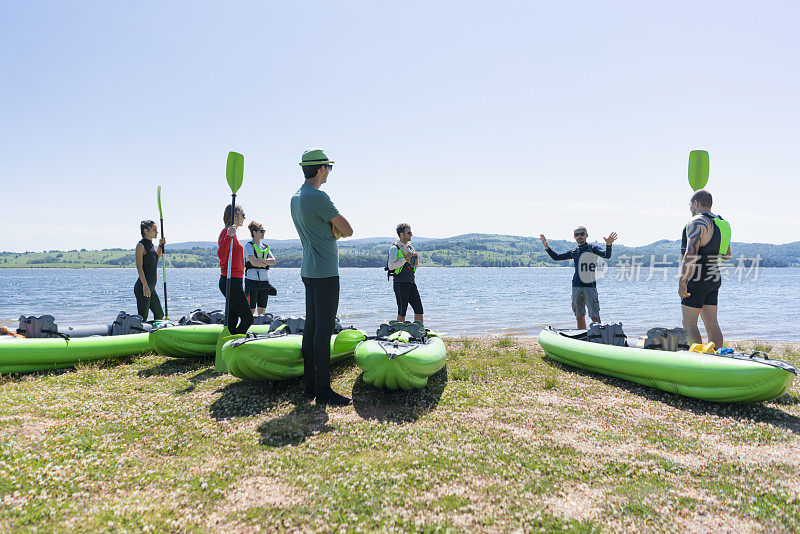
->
xmin=134 ymin=220 xmax=166 ymax=321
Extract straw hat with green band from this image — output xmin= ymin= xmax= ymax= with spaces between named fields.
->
xmin=299 ymin=148 xmax=334 ymax=166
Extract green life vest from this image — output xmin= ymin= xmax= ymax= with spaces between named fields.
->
xmin=246 ymin=241 xmax=270 ymax=271
xmin=713 ymin=217 xmax=731 ymax=258
xmin=394 ymin=247 xmax=416 ymax=275
xmin=681 ymin=213 xmax=731 ymax=263
xmin=252 ymin=242 xmax=270 ymax=256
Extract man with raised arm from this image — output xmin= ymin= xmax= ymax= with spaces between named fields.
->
xmin=290 ymin=149 xmax=353 ymax=407
xmin=540 ymin=227 xmax=616 ymax=329
xmin=679 ymin=189 xmax=732 ymax=347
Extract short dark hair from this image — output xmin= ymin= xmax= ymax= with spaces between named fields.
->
xmin=140 ymin=220 xmax=156 ymax=238
xmin=223 ymin=204 xmax=244 ymax=226
xmin=302 ymin=164 xmax=323 ymax=179
xmin=248 ymin=221 xmax=264 ymax=236
xmin=396 ymin=223 xmax=410 ymax=237
xmin=691 ymin=189 xmax=713 ymax=208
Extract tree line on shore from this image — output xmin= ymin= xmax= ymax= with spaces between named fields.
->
xmin=2 ymin=234 xmax=798 ymax=268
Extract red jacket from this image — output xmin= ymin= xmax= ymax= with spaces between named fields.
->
xmin=218 ymin=228 xmax=244 ymax=278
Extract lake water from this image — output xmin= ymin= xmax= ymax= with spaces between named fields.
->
xmin=1 ymin=267 xmax=797 ymax=341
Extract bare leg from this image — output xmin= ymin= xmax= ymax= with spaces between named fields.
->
xmin=257 ymin=306 xmax=267 ymax=315
xmin=590 ymin=316 xmax=601 ymax=323
xmin=681 ymin=305 xmax=702 ymax=345
xmin=414 ymin=314 xmax=423 ymax=323
xmin=250 ymin=308 xmax=257 ymax=316
xmin=397 ymin=315 xmax=405 ymax=322
xmin=699 ymin=305 xmax=722 ymax=347
xmin=576 ymin=316 xmax=587 ymax=329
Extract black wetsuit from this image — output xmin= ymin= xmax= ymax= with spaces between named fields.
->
xmin=134 ymin=238 xmax=164 ymax=320
xmin=681 ymin=212 xmax=725 ymax=309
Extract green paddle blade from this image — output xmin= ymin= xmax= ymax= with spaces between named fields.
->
xmin=215 ymin=326 xmax=239 ymax=373
xmin=688 ymin=150 xmax=709 ymax=191
xmin=157 ymin=185 xmax=163 ymax=218
xmin=226 ymin=152 xmax=244 ymax=193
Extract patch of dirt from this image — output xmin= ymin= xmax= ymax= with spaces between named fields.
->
xmin=0 ymin=414 xmax=59 ymax=440
xmin=674 ymin=512 xmax=762 ymax=533
xmin=220 ymin=476 xmax=304 ymax=511
xmin=199 ymin=476 xmax=306 ymax=533
xmin=686 ymin=432 xmax=800 ymax=468
xmin=672 ymin=480 xmax=792 ymax=534
xmin=327 ymin=410 xmax=362 ymax=424
xmin=420 ymin=478 xmax=493 ymax=503
xmin=541 ymin=483 xmax=606 ymax=522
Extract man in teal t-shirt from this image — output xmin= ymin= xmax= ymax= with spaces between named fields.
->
xmin=290 ymin=148 xmax=353 ymax=406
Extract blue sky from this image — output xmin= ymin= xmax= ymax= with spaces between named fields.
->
xmin=1 ymin=1 xmax=798 ymax=251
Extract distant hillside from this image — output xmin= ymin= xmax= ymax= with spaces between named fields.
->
xmin=168 ymin=239 xmax=302 ymax=249
xmin=167 ymin=236 xmax=433 ymax=249
xmin=2 ymin=234 xmax=798 ymax=268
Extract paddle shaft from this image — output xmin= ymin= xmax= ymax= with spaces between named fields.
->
xmin=224 ymin=193 xmax=236 ymax=328
xmin=159 ymin=216 xmax=168 ymax=319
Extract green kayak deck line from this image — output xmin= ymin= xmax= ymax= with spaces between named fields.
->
xmin=538 ymin=328 xmax=796 ymax=402
xmin=354 ymin=334 xmax=446 ymax=390
xmin=222 ymin=329 xmax=366 ymax=381
xmin=149 ymin=324 xmax=273 ymax=358
xmin=0 ymin=333 xmax=152 ymax=374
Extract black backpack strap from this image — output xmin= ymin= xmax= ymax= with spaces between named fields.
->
xmin=42 ymin=328 xmax=70 ymax=340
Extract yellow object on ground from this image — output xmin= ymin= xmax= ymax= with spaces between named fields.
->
xmin=689 ymin=342 xmax=716 ymax=354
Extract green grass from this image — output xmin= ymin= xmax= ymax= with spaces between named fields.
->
xmin=752 ymin=342 xmax=774 ymax=354
xmin=494 ymin=336 xmax=516 ymax=348
xmin=0 ymin=338 xmax=798 ymax=531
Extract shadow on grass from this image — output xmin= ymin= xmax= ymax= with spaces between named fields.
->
xmin=543 ymin=357 xmax=800 ymax=434
xmin=209 ymin=380 xmax=280 ymax=420
xmin=1 ymin=353 xmax=147 ymax=383
xmin=351 ymin=365 xmax=448 ymax=423
xmin=0 ymin=366 xmax=77 ymax=384
xmin=256 ymin=403 xmax=332 ymax=447
xmin=136 ymin=357 xmax=211 ymax=379
xmin=208 ymin=361 xmax=354 ymax=421
xmin=174 ymin=369 xmax=218 ymax=395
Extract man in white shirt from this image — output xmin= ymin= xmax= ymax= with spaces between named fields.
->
xmin=387 ymin=223 xmax=423 ymax=323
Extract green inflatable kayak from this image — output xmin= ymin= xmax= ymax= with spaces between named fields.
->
xmin=149 ymin=324 xmax=273 ymax=358
xmin=538 ymin=327 xmax=797 ymax=402
xmin=221 ymin=329 xmax=366 ymax=381
xmin=0 ymin=333 xmax=152 ymax=374
xmin=354 ymin=328 xmax=447 ymax=391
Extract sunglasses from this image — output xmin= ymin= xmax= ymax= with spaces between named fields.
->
xmin=256 ymin=229 xmax=265 ymax=233
xmin=574 ymin=232 xmax=586 ymax=237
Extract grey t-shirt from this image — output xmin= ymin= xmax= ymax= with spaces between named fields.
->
xmin=290 ymin=183 xmax=340 ymax=278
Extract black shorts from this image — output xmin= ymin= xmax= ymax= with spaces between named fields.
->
xmin=681 ymin=279 xmax=721 ymax=309
xmin=244 ymin=279 xmax=276 ymax=309
xmin=393 ymin=281 xmax=423 ymax=317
